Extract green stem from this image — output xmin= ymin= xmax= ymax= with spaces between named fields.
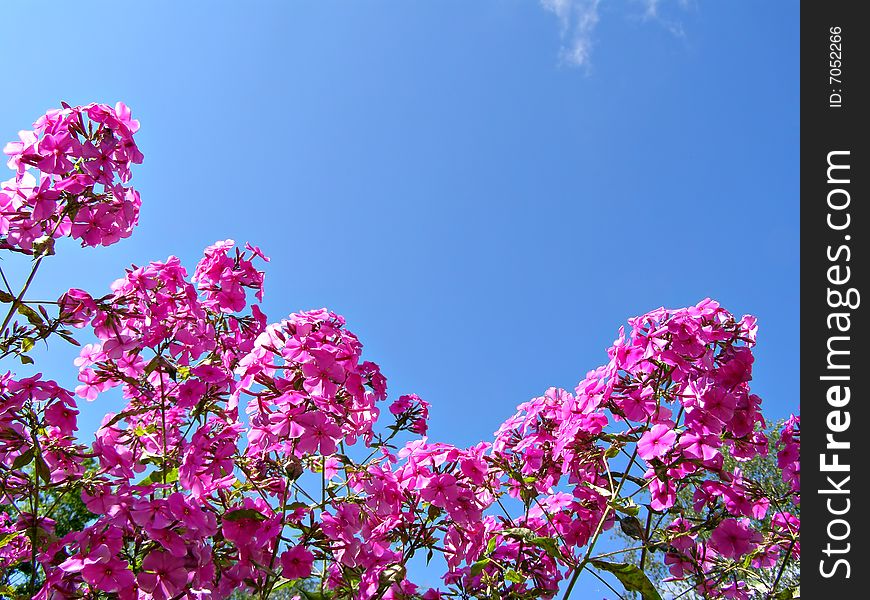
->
xmin=1 ymin=257 xmax=45 ymax=335
xmin=765 ymin=539 xmax=796 ymax=599
xmin=561 ymin=444 xmax=641 ymax=600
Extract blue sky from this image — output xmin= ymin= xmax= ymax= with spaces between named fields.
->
xmin=1 ymin=0 xmax=798 ymax=595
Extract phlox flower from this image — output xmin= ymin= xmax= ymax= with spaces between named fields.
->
xmin=74 ymin=545 xmax=136 ymax=593
xmin=637 ymin=424 xmax=676 ymax=461
xmin=167 ymin=492 xmax=218 ymax=536
xmin=137 ymin=551 xmax=189 ymax=600
xmin=709 ymin=518 xmax=760 ymax=560
xmin=420 ymin=473 xmax=460 ymax=509
xmin=43 ymin=400 xmax=78 ymax=434
xmin=295 ymin=411 xmax=341 ymax=455
xmin=280 ymin=545 xmax=315 ymax=580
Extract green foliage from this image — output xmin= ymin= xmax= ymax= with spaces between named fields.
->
xmin=591 ymin=560 xmax=663 ymax=600
xmin=0 ymin=459 xmax=97 ymax=597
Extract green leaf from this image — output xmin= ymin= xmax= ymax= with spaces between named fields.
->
xmin=143 ymin=356 xmax=161 ymax=376
xmin=223 ymin=508 xmax=267 ymax=522
xmin=774 ymin=585 xmax=800 ymax=599
xmin=604 ymin=442 xmax=622 ymax=458
xmin=614 ymin=503 xmax=640 ymax=517
xmin=591 ymin=560 xmax=663 ymax=600
xmin=610 ymin=497 xmax=640 ymax=517
xmin=17 ymin=304 xmax=46 ymax=331
xmin=104 ymin=405 xmax=156 ymax=428
xmin=583 ymin=482 xmax=613 ymax=497
xmin=0 ymin=291 xmax=14 ymax=303
xmin=136 ymin=467 xmax=178 ymax=486
xmin=32 ymin=235 xmax=55 ymax=257
xmin=0 ymin=531 xmax=22 ymax=549
xmin=529 ymin=536 xmax=563 ymax=560
xmin=21 ymin=337 xmax=35 ymax=352
xmin=504 ymin=568 xmax=525 ymax=584
xmin=271 ymin=578 xmax=305 ymax=593
xmin=35 ymin=455 xmax=51 ymax=484
xmin=501 ymin=527 xmax=536 ymax=541
xmin=132 ymin=424 xmax=157 ymax=437
xmin=57 ymin=331 xmax=81 ymax=346
xmin=11 ymin=448 xmax=34 ymax=470
xmin=499 ymin=528 xmax=563 ymax=560
xmin=618 ymin=515 xmax=646 ymax=541
xmin=470 ymin=557 xmax=491 ymax=576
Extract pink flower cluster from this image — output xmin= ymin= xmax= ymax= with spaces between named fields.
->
xmin=238 ymin=306 xmax=387 ymax=462
xmin=777 ymin=414 xmax=800 ymax=495
xmin=1 ymin=102 xmax=142 ymax=253
xmin=0 ymin=104 xmax=800 ymax=600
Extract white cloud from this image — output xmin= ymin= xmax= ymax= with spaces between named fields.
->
xmin=639 ymin=0 xmax=688 ymax=39
xmin=540 ymin=0 xmax=601 ymax=68
xmin=540 ymin=0 xmax=691 ymax=68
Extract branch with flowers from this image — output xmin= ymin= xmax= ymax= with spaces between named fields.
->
xmin=0 ymin=103 xmax=800 ymax=600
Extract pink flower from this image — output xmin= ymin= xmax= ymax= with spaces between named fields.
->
xmin=176 ymin=380 xmax=207 ymax=409
xmin=73 ymin=343 xmax=104 ymax=367
xmin=637 ymin=424 xmax=676 ymax=460
xmin=281 ymin=545 xmax=315 ymax=580
xmin=130 ymin=499 xmax=174 ymax=530
xmin=389 ymin=396 xmax=412 ymax=415
xmin=27 ymin=177 xmax=61 ymax=221
xmin=146 ymin=525 xmax=188 ymax=558
xmin=3 ymin=129 xmax=37 ymax=171
xmin=710 ymin=518 xmax=760 ymax=560
xmin=778 ymin=415 xmax=800 ymax=494
xmin=700 ymin=388 xmax=737 ymax=423
xmin=58 ymin=288 xmax=97 ymax=328
xmin=114 ymin=102 xmax=141 ymax=134
xmin=102 ymin=333 xmax=138 ymax=359
xmin=295 ymin=411 xmax=341 ymax=455
xmin=420 ymin=473 xmax=459 ymax=509
xmin=389 ymin=393 xmax=431 ymax=435
xmin=137 ymin=551 xmax=189 ymax=600
xmin=75 ymin=368 xmax=108 ymax=401
xmin=35 ymin=132 xmax=73 ymax=174
xmin=167 ymin=492 xmax=217 ymax=536
xmin=678 ymin=432 xmax=720 ymax=462
xmin=79 ymin=546 xmax=135 ymax=593
xmin=648 ymin=474 xmax=676 ymax=510
xmin=323 ymin=456 xmax=341 ymax=479
xmin=43 ymin=401 xmax=78 ymax=434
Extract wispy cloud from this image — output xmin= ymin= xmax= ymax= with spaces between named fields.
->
xmin=540 ymin=0 xmax=601 ymax=68
xmin=639 ymin=0 xmax=689 ymax=39
xmin=540 ymin=0 xmax=692 ymax=69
